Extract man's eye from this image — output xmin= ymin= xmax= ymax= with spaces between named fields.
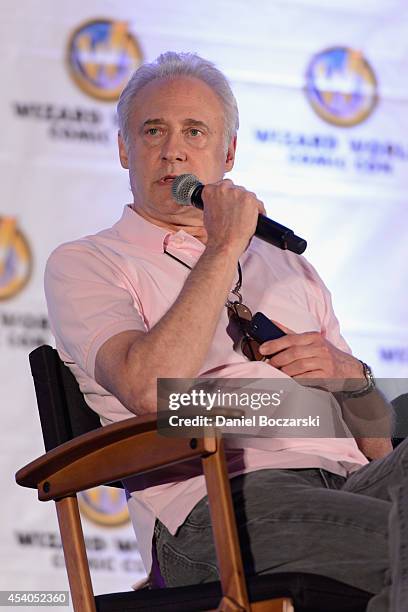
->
xmin=146 ymin=127 xmax=161 ymax=136
xmin=188 ymin=128 xmax=202 ymax=137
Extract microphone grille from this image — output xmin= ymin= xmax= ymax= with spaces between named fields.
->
xmin=171 ymin=174 xmax=200 ymax=205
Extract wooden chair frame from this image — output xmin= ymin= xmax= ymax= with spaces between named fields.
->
xmin=16 ymin=412 xmax=293 ymax=612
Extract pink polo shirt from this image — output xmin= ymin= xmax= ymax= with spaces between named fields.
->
xmin=45 ymin=205 xmax=368 ymax=574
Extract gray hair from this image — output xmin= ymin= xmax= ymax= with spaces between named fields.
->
xmin=117 ymin=51 xmax=239 ymax=150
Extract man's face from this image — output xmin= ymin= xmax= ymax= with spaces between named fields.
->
xmin=118 ymin=76 xmax=236 ymax=225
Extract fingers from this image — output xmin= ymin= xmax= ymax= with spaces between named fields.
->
xmin=259 ymin=327 xmax=359 ymax=388
xmin=203 ymin=179 xmax=265 ymax=256
xmin=273 ymin=356 xmax=325 ymax=377
xmin=236 ymin=187 xmax=265 ymax=215
xmin=209 ymin=180 xmax=264 ymax=212
xmin=256 ymin=199 xmax=266 ymax=215
xmin=260 ymin=331 xmax=337 ymax=379
xmin=268 ymin=344 xmax=321 ymax=369
xmin=259 ymin=331 xmax=319 ymax=356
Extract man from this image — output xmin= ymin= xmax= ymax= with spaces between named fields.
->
xmin=45 ymin=52 xmax=406 ymax=611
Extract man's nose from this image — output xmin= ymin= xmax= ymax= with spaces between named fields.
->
xmin=161 ymin=132 xmax=187 ymax=162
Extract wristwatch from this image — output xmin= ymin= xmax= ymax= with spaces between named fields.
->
xmin=342 ymin=360 xmax=376 ymax=398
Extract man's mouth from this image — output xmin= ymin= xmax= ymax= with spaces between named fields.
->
xmin=158 ymin=174 xmax=177 ymax=185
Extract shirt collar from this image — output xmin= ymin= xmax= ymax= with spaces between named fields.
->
xmin=113 ymin=205 xmax=205 ymax=256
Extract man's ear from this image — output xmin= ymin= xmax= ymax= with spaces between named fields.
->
xmin=225 ymin=135 xmax=237 ymax=173
xmin=118 ymin=132 xmax=129 ymax=169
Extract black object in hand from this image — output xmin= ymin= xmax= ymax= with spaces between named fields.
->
xmin=249 ymin=312 xmax=286 ymax=344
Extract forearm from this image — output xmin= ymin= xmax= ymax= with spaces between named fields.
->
xmin=356 ymin=437 xmax=393 ymax=460
xmin=336 ymin=389 xmax=394 ymax=459
xmin=123 ymin=245 xmax=238 ymax=411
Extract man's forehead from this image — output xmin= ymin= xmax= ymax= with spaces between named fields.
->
xmin=142 ymin=117 xmax=210 ymax=127
xmin=138 ymin=74 xmax=217 ymax=96
xmin=132 ymin=76 xmax=224 ymax=120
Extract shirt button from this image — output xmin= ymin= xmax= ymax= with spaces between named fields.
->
xmin=172 ymin=236 xmax=184 ymax=247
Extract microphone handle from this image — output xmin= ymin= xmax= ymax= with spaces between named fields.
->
xmin=190 ymin=184 xmax=307 ymax=255
xmin=256 ymin=215 xmax=307 ymax=255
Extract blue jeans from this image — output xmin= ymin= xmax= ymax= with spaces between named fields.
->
xmin=154 ymin=438 xmax=408 ymax=611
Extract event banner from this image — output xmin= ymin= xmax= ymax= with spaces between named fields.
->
xmin=1 ymin=0 xmax=407 ymax=608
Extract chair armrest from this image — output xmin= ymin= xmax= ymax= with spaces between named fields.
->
xmin=16 ymin=413 xmax=216 ymax=501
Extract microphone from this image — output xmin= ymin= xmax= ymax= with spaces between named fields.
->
xmin=171 ymin=174 xmax=307 ymax=255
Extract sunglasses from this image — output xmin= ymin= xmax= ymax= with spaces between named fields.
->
xmin=227 ymin=301 xmax=287 ymax=361
xmin=227 ymin=301 xmax=266 ymax=361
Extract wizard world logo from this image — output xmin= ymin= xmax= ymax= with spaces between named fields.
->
xmin=0 ymin=217 xmax=32 ymax=301
xmin=78 ymin=487 xmax=130 ymax=527
xmin=305 ymin=47 xmax=378 ymax=127
xmin=67 ymin=18 xmax=143 ymax=101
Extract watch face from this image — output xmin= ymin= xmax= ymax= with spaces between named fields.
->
xmin=363 ymin=362 xmax=375 ymax=385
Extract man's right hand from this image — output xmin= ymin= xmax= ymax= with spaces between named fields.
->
xmin=202 ymin=179 xmax=266 ymax=257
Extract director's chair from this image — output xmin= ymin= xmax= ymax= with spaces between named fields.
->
xmin=16 ymin=345 xmax=373 ymax=611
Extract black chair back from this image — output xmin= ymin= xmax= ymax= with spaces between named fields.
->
xmin=29 ymin=345 xmax=101 ymax=451
xmin=29 ymin=345 xmax=124 ymax=491
xmin=391 ymin=393 xmax=408 ymax=448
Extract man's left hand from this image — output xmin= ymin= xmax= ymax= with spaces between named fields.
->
xmin=259 ymin=325 xmax=364 ymax=391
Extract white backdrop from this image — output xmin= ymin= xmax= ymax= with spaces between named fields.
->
xmin=1 ymin=0 xmax=407 ymax=609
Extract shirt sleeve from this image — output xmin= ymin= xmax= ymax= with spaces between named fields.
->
xmin=297 ymin=256 xmax=352 ymax=355
xmin=319 ymin=283 xmax=352 ymax=354
xmin=44 ymin=242 xmax=146 ymax=378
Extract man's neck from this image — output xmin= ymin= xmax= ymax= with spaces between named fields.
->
xmin=131 ymin=205 xmax=208 ymax=244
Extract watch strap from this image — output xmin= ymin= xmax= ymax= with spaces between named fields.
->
xmin=342 ymin=360 xmax=376 ymax=398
